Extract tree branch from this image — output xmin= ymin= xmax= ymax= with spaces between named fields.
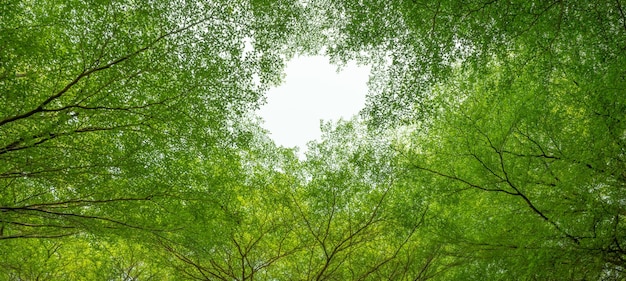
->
xmin=0 ymin=16 xmax=213 ymax=128
xmin=0 ymin=232 xmax=78 ymax=240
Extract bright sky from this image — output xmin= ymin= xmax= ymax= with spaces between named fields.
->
xmin=257 ymin=56 xmax=370 ymax=152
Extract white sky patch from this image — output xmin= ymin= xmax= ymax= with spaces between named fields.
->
xmin=257 ymin=56 xmax=370 ymax=152
xmin=242 ymin=36 xmax=254 ymax=57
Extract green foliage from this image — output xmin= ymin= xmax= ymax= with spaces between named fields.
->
xmin=2 ymin=0 xmax=625 ymax=279
xmin=389 ymin=26 xmax=626 ymax=281
xmin=308 ymin=0 xmax=626 ymax=131
xmin=0 ymin=0 xmax=306 ymax=278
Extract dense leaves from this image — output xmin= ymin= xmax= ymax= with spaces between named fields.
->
xmin=2 ymin=0 xmax=625 ymax=280
xmin=310 ymin=0 xmax=626 ymax=130
xmin=311 ymin=0 xmax=626 ymax=278
xmin=1 ymin=0 xmax=305 ymax=278
xmin=396 ymin=58 xmax=626 ymax=278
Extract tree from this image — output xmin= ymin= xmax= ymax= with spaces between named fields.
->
xmin=307 ymin=0 xmax=626 ymax=129
xmin=301 ymin=0 xmax=626 ymax=278
xmin=394 ymin=56 xmax=625 ymax=279
xmin=0 ymin=0 xmax=307 ymax=276
xmin=277 ymin=118 xmax=431 ymax=281
xmin=158 ymin=125 xmax=306 ymax=280
xmin=3 ymin=0 xmax=625 ymax=279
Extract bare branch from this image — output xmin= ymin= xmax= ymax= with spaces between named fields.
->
xmin=0 ymin=122 xmax=147 ymax=155
xmin=0 ymin=232 xmax=78 ymax=240
xmin=0 ymin=206 xmax=164 ymax=232
xmin=409 ymin=162 xmax=519 ymax=196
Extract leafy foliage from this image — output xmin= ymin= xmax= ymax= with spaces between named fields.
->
xmin=0 ymin=0 xmax=305 ymax=277
xmin=2 ymin=0 xmax=625 ymax=280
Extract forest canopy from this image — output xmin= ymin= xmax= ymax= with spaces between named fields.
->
xmin=1 ymin=0 xmax=625 ymax=280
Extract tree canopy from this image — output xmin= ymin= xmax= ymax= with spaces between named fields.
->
xmin=1 ymin=0 xmax=625 ymax=280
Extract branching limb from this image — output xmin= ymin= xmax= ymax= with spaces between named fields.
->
xmin=0 ymin=16 xmax=214 ymax=128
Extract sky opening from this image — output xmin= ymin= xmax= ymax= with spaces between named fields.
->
xmin=257 ymin=56 xmax=370 ymax=152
